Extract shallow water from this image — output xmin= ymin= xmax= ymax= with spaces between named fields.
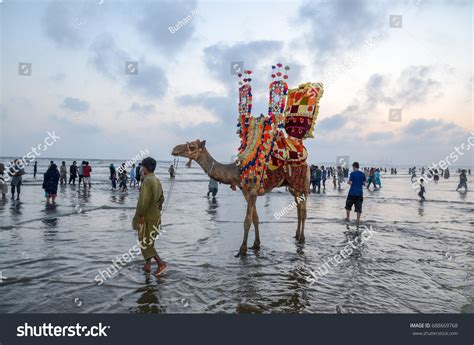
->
xmin=0 ymin=158 xmax=473 ymax=313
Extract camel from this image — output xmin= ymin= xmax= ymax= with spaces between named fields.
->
xmin=171 ymin=139 xmax=309 ymax=256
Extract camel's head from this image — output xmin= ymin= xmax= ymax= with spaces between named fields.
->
xmin=171 ymin=139 xmax=206 ymax=161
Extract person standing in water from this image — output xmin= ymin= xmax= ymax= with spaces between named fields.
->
xmin=374 ymin=168 xmax=382 ymax=189
xmin=130 ymin=163 xmax=137 ymax=188
xmin=207 ymin=177 xmax=218 ymax=197
xmin=314 ymin=166 xmax=322 ymax=193
xmin=43 ymin=163 xmax=60 ymax=204
xmin=33 ymin=161 xmax=38 ymax=178
xmin=69 ymin=161 xmax=77 ymax=185
xmin=78 ymin=161 xmax=85 ymax=186
xmin=168 ymin=164 xmax=175 ymax=178
xmin=119 ymin=163 xmax=128 ymax=192
xmin=444 ymin=168 xmax=450 ymax=179
xmin=456 ymin=170 xmax=468 ymax=192
xmin=9 ymin=159 xmax=25 ymax=200
xmin=321 ymin=165 xmax=327 ymax=192
xmin=345 ymin=162 xmax=366 ymax=225
xmin=136 ymin=163 xmax=142 ymax=189
xmin=109 ymin=164 xmax=117 ymax=190
xmin=411 ymin=167 xmax=417 ymax=182
xmin=132 ymin=157 xmax=167 ymax=276
xmin=59 ymin=161 xmax=67 ymax=185
xmin=418 ymin=178 xmax=426 ymax=201
xmin=83 ymin=161 xmax=92 ymax=188
xmin=0 ymin=163 xmax=7 ymax=200
xmin=337 ymin=166 xmax=344 ymax=190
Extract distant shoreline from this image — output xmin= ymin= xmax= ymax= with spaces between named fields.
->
xmin=1 ymin=156 xmax=472 ymax=170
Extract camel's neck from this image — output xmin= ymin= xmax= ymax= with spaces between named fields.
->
xmin=195 ymin=148 xmax=240 ymax=186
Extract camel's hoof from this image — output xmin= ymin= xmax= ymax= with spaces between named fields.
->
xmin=294 ymin=234 xmax=300 ymax=239
xmin=298 ymin=237 xmax=305 ymax=244
xmin=236 ymin=247 xmax=247 ymax=257
xmin=249 ymin=244 xmax=261 ymax=251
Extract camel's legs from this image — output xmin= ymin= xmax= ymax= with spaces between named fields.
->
xmin=289 ymin=188 xmax=302 ymax=239
xmin=238 ymin=190 xmax=257 ymax=256
xmin=299 ymin=193 xmax=307 ymax=243
xmin=249 ymin=204 xmax=261 ymax=250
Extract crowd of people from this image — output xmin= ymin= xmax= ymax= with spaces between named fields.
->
xmin=0 ymin=159 xmax=151 ymax=203
xmin=409 ymin=166 xmax=469 ymax=200
xmin=307 ymin=163 xmax=471 ymax=225
xmin=309 ymin=165 xmax=388 ymax=194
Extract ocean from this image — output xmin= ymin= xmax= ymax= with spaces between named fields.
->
xmin=0 ymin=157 xmax=473 ymax=313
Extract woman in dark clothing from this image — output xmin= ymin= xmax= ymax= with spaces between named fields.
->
xmin=43 ymin=164 xmax=60 ymax=204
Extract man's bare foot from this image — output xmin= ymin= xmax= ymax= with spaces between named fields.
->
xmin=344 ymin=218 xmax=350 ymax=223
xmin=155 ymin=262 xmax=168 ymax=276
xmin=143 ymin=263 xmax=151 ymax=272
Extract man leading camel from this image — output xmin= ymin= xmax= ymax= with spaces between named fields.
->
xmin=132 ymin=157 xmax=167 ymax=276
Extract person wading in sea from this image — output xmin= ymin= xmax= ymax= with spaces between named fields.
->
xmin=43 ymin=163 xmax=60 ymax=204
xmin=132 ymin=157 xmax=167 ymax=276
xmin=344 ymin=162 xmax=366 ymax=225
xmin=69 ymin=161 xmax=78 ymax=185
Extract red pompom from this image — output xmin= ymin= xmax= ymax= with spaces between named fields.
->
xmin=283 ymin=75 xmax=288 ymax=79
xmin=271 ymin=74 xmax=276 ymax=78
xmin=276 ymin=72 xmax=282 ymax=77
xmin=277 ymin=63 xmax=283 ymax=67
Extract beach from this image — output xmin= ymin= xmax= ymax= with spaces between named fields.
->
xmin=0 ymin=158 xmax=473 ymax=314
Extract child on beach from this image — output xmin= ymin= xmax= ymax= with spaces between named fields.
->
xmin=418 ymin=178 xmax=426 ymax=201
xmin=345 ymin=162 xmax=366 ymax=225
xmin=132 ymin=157 xmax=167 ymax=276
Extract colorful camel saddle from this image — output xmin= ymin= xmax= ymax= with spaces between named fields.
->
xmin=235 ymin=66 xmax=324 ymax=193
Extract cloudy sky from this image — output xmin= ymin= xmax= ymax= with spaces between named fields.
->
xmin=0 ymin=0 xmax=472 ymax=166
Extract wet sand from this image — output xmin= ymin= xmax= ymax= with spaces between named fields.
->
xmin=0 ymin=159 xmax=473 ymax=313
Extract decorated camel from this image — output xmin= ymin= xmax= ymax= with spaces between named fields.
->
xmin=172 ymin=64 xmax=323 ymax=256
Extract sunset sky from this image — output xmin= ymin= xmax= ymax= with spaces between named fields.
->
xmin=1 ymin=0 xmax=472 ymax=166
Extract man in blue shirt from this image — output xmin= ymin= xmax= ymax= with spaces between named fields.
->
xmin=345 ymin=162 xmax=366 ymax=224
